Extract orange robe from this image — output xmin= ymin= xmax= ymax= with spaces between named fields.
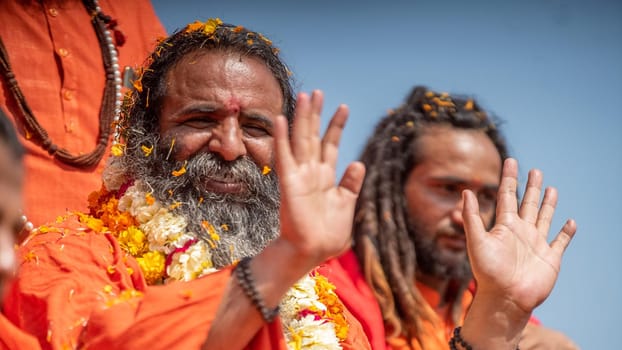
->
xmin=4 ymin=215 xmax=370 ymax=350
xmin=0 ymin=314 xmax=41 ymax=350
xmin=325 ymin=250 xmax=543 ymax=350
xmin=0 ymin=0 xmax=166 ymax=226
xmin=324 ymin=250 xmax=472 ymax=350
xmin=320 ymin=250 xmax=389 ymax=350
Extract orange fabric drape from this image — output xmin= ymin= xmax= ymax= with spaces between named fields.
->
xmin=4 ymin=215 xmax=369 ymax=349
xmin=0 ymin=314 xmax=40 ymax=350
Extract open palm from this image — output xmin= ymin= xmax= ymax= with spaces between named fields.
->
xmin=274 ymin=91 xmax=365 ymax=267
xmin=463 ymin=158 xmax=576 ymax=313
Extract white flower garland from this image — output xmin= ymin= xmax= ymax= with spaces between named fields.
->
xmin=111 ymin=180 xmax=345 ymax=349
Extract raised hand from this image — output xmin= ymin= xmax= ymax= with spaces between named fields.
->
xmin=462 ymin=158 xmax=576 ymax=314
xmin=274 ymin=90 xmax=366 ymax=268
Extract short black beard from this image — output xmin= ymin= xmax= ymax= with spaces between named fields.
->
xmin=409 ymin=221 xmax=472 ymax=284
xmin=121 ymin=129 xmax=280 ymax=269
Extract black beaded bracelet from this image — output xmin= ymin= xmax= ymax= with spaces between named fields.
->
xmin=449 ymin=327 xmax=472 ymax=350
xmin=235 ymin=256 xmax=280 ymax=323
xmin=449 ymin=327 xmax=520 ymax=350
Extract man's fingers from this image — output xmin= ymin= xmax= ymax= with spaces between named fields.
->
xmin=308 ymin=90 xmax=324 ymax=161
xmin=550 ymin=219 xmax=577 ymax=257
xmin=338 ymin=161 xmax=365 ymax=196
xmin=535 ymin=187 xmax=558 ymax=238
xmin=321 ymin=104 xmax=349 ymax=169
xmin=291 ymin=92 xmax=311 ymax=162
xmin=462 ymin=189 xmax=486 ymax=245
xmin=496 ymin=158 xmax=519 ymax=220
xmin=274 ymin=115 xmax=295 ymax=175
xmin=519 ymin=169 xmax=543 ymax=225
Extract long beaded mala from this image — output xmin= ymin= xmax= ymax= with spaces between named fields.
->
xmin=0 ymin=0 xmax=123 ymax=169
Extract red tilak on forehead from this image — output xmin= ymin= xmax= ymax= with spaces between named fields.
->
xmin=471 ymin=177 xmax=482 ymax=187
xmin=224 ymin=97 xmax=241 ymax=114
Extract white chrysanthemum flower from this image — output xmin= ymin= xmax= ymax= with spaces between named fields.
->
xmin=141 ymin=209 xmax=188 ymax=253
xmin=166 ymin=241 xmax=216 ymax=282
xmin=280 ymin=275 xmax=342 ymax=350
xmin=102 ymin=157 xmax=128 ymax=191
xmin=285 ymin=315 xmax=341 ymax=350
xmin=281 ymin=275 xmax=326 ymax=318
xmin=118 ymin=183 xmax=162 ymax=224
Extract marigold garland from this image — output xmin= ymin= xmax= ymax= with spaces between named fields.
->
xmin=83 ymin=179 xmax=349 ymax=348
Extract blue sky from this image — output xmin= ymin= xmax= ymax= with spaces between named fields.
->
xmin=151 ymin=1 xmax=622 ymax=348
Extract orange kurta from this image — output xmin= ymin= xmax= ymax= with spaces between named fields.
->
xmin=384 ymin=282 xmax=472 ymax=350
xmin=0 ymin=314 xmax=41 ymax=350
xmin=325 ymin=250 xmax=473 ymax=350
xmin=4 ymin=215 xmax=370 ymax=350
xmin=0 ymin=1 xmax=166 ymax=226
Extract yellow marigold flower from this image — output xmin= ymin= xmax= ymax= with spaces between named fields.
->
xmin=141 ymin=144 xmax=154 ymax=157
xmin=136 ymin=251 xmax=166 ymax=285
xmin=172 ymin=160 xmax=187 ymax=177
xmin=202 ymin=18 xmax=223 ymax=35
xmin=464 ymin=99 xmax=474 ymax=111
xmin=185 ymin=20 xmax=204 ymax=33
xmin=78 ymin=215 xmax=105 ymax=233
xmin=288 ymin=329 xmax=304 ymax=350
xmin=105 ymin=289 xmax=143 ymax=308
xmin=262 ymin=165 xmax=271 ymax=175
xmin=432 ymin=97 xmax=454 ymax=108
xmin=111 ymin=143 xmax=125 ymax=157
xmin=201 ymin=221 xmax=220 ymax=242
xmin=145 ymin=193 xmax=155 ymax=205
xmin=23 ymin=250 xmax=38 ymax=264
xmin=313 ymin=274 xmax=349 ymax=341
xmin=118 ymin=226 xmax=148 ymax=256
xmin=258 ymin=33 xmax=272 ymax=46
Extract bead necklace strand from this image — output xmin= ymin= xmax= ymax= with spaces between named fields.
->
xmin=0 ymin=0 xmax=123 ymax=168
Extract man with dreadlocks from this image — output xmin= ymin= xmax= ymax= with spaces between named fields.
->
xmin=5 ymin=21 xmax=575 ymax=350
xmin=323 ymin=86 xmax=578 ymax=349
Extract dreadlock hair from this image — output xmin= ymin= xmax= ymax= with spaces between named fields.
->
xmin=352 ymin=86 xmax=509 ymax=347
xmin=118 ymin=19 xmax=295 ymax=168
xmin=0 ymin=108 xmax=24 ymax=162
